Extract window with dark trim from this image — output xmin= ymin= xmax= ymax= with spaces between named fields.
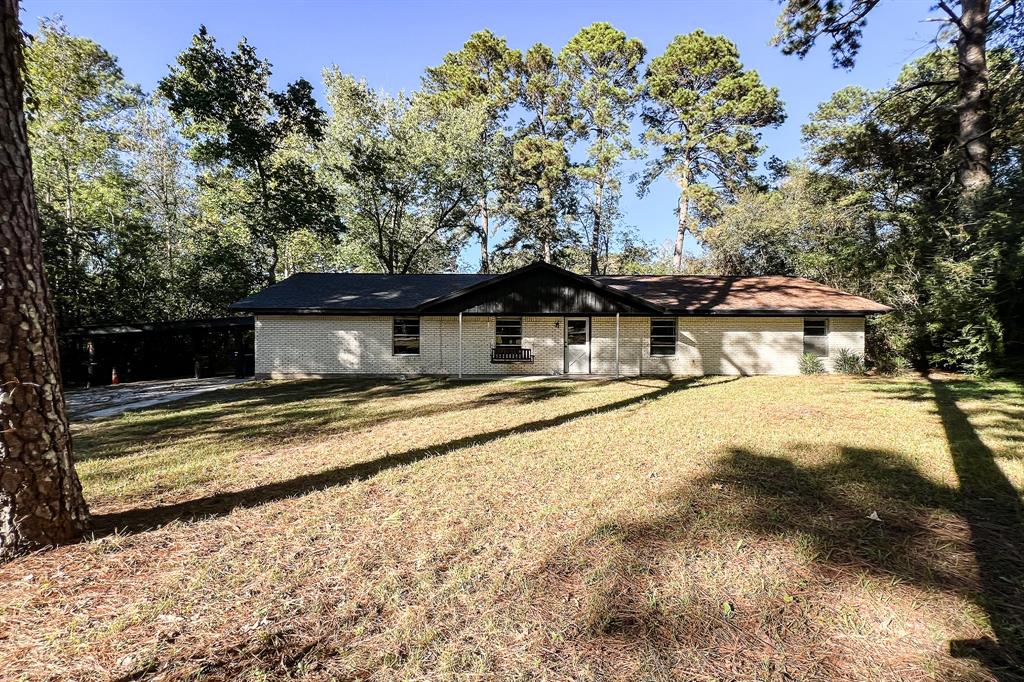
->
xmin=803 ymin=318 xmax=828 ymax=357
xmin=650 ymin=318 xmax=677 ymax=356
xmin=495 ymin=318 xmax=523 ymax=347
xmin=393 ymin=317 xmax=420 ymax=355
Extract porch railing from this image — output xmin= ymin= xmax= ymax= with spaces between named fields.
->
xmin=490 ymin=346 xmax=534 ymax=364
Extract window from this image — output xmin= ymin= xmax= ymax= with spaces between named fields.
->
xmin=650 ymin=318 xmax=677 ymax=356
xmin=495 ymin=318 xmax=523 ymax=347
xmin=393 ymin=317 xmax=420 ymax=355
xmin=803 ymin=318 xmax=828 ymax=357
xmin=566 ymin=319 xmax=587 ymax=346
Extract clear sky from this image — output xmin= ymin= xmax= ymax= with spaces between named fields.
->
xmin=25 ymin=0 xmax=937 ymax=266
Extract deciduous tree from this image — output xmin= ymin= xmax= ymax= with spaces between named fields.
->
xmin=25 ymin=17 xmax=151 ymax=326
xmin=322 ymin=70 xmax=481 ymax=273
xmin=158 ymin=27 xmax=340 ymax=286
xmin=125 ymin=101 xmax=195 ymax=295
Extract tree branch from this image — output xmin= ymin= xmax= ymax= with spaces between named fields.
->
xmin=989 ymin=0 xmax=1016 ymax=23
xmin=870 ymin=79 xmax=958 ymax=113
xmin=936 ymin=1 xmax=968 ymax=33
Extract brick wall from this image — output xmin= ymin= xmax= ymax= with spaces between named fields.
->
xmin=824 ymin=316 xmax=866 ymax=371
xmin=255 ymin=314 xmax=866 ymax=378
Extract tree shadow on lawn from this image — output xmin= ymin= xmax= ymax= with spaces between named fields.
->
xmin=74 ymin=377 xmax=581 ymax=463
xmin=533 ymin=377 xmax=1023 ymax=680
xmin=928 ymin=378 xmax=1024 ymax=679
xmin=90 ymin=376 xmax=734 ymax=536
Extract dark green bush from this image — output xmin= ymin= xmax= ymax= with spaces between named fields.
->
xmin=875 ymin=354 xmax=910 ymax=376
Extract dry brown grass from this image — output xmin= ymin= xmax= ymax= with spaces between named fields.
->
xmin=1 ymin=373 xmax=1022 ymax=681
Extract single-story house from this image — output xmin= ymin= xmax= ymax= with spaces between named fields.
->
xmin=229 ymin=262 xmax=890 ymax=378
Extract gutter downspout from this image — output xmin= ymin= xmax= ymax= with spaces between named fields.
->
xmin=615 ymin=313 xmax=620 ymax=378
xmin=458 ymin=312 xmax=463 ymax=379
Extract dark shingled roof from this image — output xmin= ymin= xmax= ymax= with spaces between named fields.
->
xmin=229 ymin=272 xmax=494 ymax=313
xmin=230 ymin=264 xmax=891 ymax=315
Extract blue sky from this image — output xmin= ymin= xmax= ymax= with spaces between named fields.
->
xmin=26 ymin=0 xmax=937 ymax=267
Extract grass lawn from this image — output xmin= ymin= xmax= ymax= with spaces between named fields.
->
xmin=1 ymin=374 xmax=1022 ymax=680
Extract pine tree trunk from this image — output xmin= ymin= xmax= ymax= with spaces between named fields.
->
xmin=267 ymin=238 xmax=279 ymax=285
xmin=478 ymin=195 xmax=490 ymax=274
xmin=590 ymin=181 xmax=603 ymax=276
xmin=673 ymin=173 xmax=689 ymax=273
xmin=1 ymin=0 xmax=90 ymax=559
xmin=956 ymin=0 xmax=992 ymax=194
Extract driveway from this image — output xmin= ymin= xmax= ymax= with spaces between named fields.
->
xmin=65 ymin=376 xmax=250 ymax=421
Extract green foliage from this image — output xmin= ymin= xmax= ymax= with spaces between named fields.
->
xmin=874 ymin=353 xmax=910 ymax=377
xmin=800 ymin=353 xmax=825 ymax=375
xmin=423 ymin=29 xmax=521 ymax=115
xmin=422 ymin=30 xmax=521 ymax=272
xmin=642 ymin=30 xmax=785 ymax=271
xmin=559 ymin=22 xmax=645 ymax=273
xmin=771 ymin=0 xmax=877 ymax=70
xmin=321 ymin=70 xmax=482 ymax=273
xmin=491 ymin=41 xmax=580 ymax=268
xmin=833 ymin=348 xmax=866 ymax=375
xmin=28 ymin=14 xmax=1021 ymax=380
xmin=158 ymin=26 xmax=340 ymax=285
xmin=497 ymin=134 xmax=579 ymax=267
xmin=25 ymin=18 xmax=159 ymax=326
xmin=706 ymin=46 xmax=1024 ymax=372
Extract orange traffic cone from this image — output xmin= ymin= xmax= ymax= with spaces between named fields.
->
xmin=111 ymin=367 xmax=120 ymax=385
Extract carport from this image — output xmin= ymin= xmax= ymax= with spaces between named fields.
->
xmin=59 ymin=316 xmax=254 ymax=386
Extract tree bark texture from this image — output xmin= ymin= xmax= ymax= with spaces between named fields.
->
xmin=673 ymin=173 xmax=689 ymax=273
xmin=478 ymin=195 xmax=490 ymax=273
xmin=590 ymin=181 xmax=603 ymax=275
xmin=1 ymin=0 xmax=90 ymax=559
xmin=956 ymin=0 xmax=992 ymax=193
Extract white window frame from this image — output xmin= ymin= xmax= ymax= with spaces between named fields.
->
xmin=803 ymin=318 xmax=829 ymax=357
xmin=650 ymin=318 xmax=677 ymax=357
xmin=495 ymin=317 xmax=523 ymax=348
xmin=392 ymin=317 xmax=421 ymax=356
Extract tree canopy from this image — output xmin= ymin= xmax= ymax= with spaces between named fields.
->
xmin=157 ymin=26 xmax=340 ymax=286
xmin=559 ymin=22 xmax=646 ymax=274
xmin=642 ymin=30 xmax=785 ymax=272
xmin=20 ymin=15 xmax=1024 ymax=373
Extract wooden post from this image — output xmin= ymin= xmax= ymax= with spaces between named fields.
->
xmin=86 ymin=337 xmax=96 ymax=388
xmin=458 ymin=313 xmax=463 ymax=379
xmin=233 ymin=328 xmax=245 ymax=378
xmin=191 ymin=331 xmax=200 ymax=379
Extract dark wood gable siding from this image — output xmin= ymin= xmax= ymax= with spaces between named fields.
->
xmin=424 ymin=268 xmax=653 ymax=314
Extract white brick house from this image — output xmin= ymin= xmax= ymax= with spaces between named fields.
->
xmin=229 ymin=262 xmax=889 ymax=378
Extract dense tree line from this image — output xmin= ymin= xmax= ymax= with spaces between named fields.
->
xmin=24 ymin=9 xmax=1024 ymax=372
xmin=710 ymin=0 xmax=1023 ymax=372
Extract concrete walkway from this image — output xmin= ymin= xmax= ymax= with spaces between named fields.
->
xmin=65 ymin=376 xmax=251 ymax=421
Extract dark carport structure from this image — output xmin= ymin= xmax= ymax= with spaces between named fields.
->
xmin=59 ymin=316 xmax=254 ymax=387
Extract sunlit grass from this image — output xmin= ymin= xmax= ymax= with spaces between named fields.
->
xmin=1 ymin=373 xmax=1021 ymax=680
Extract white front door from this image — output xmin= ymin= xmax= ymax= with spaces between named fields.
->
xmin=564 ymin=318 xmax=590 ymax=374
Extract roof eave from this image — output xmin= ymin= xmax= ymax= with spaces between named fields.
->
xmin=236 ymin=307 xmax=889 ymax=316
xmin=669 ymin=308 xmax=890 ymax=316
xmin=234 ymin=307 xmax=424 ymax=316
